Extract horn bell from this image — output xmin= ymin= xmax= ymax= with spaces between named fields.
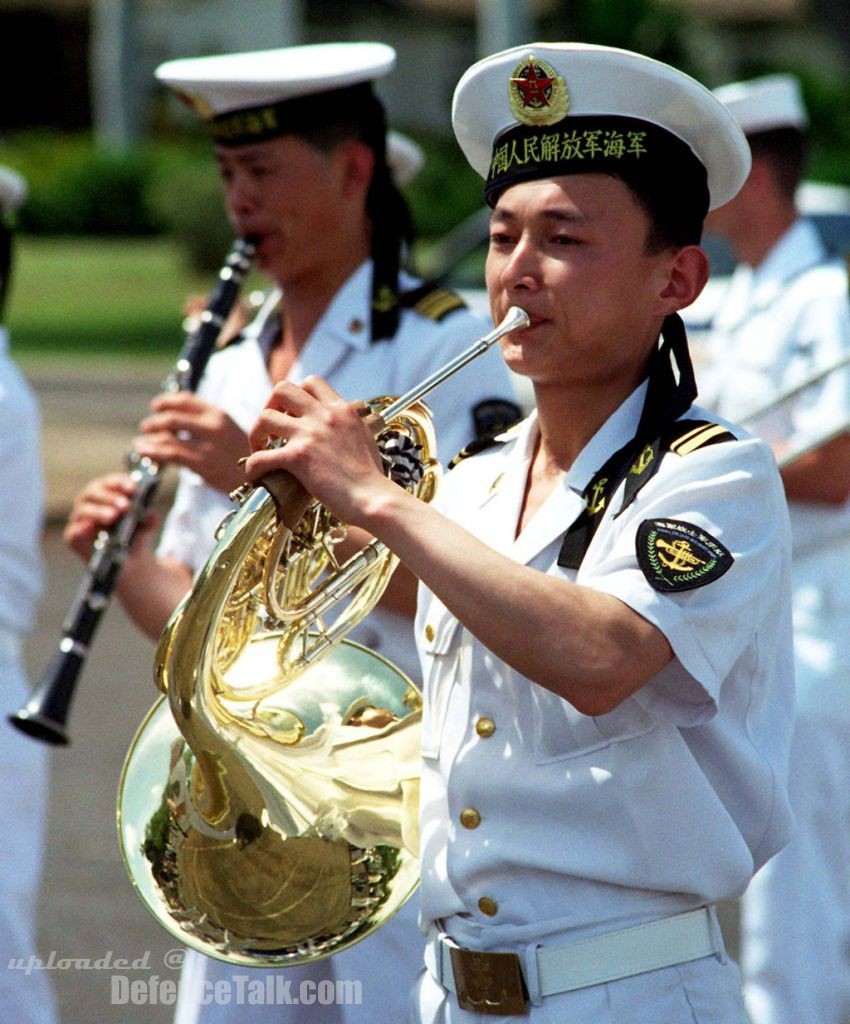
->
xmin=117 ymin=398 xmax=436 ymax=966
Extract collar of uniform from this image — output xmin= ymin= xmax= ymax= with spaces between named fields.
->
xmin=473 ymin=410 xmax=538 ymax=514
xmin=472 ymin=384 xmax=647 ymax=524
xmin=750 ymin=216 xmax=827 ymax=304
xmin=564 ymin=380 xmax=648 ymax=495
xmin=305 ymin=259 xmax=375 ymax=352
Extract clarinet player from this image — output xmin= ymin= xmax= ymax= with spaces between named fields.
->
xmin=63 ymin=42 xmax=520 ymax=1024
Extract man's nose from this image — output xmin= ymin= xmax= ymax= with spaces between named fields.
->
xmin=504 ymin=239 xmax=542 ymax=291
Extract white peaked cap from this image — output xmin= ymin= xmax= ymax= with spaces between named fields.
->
xmin=712 ymin=74 xmax=808 ymax=136
xmin=155 ymin=42 xmax=396 ymax=120
xmin=452 ymin=42 xmax=751 ymax=211
xmin=0 ymin=166 xmax=27 ymax=216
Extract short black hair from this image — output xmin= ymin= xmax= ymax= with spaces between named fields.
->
xmin=746 ymin=127 xmax=808 ymax=201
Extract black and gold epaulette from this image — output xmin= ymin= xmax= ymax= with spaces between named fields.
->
xmin=400 ymin=282 xmax=467 ymax=323
xmin=448 ymin=421 xmax=521 ymax=470
xmin=665 ymin=419 xmax=737 ymax=456
xmin=448 ymin=433 xmax=506 ymax=470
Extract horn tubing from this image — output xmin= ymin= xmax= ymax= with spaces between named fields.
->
xmin=8 ymin=238 xmax=256 ymax=746
xmin=259 ymin=306 xmax=531 ymax=516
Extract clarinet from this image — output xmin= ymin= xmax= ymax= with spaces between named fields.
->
xmin=9 ymin=237 xmax=256 ymax=746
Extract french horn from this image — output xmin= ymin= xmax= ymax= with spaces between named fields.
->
xmin=117 ymin=306 xmax=530 ymax=967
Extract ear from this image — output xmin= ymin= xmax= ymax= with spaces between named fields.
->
xmin=657 ymin=245 xmax=710 ymax=315
xmin=334 ymin=139 xmax=376 ymax=199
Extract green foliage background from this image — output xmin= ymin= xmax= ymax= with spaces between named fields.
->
xmin=2 ymin=0 xmax=850 ymax=355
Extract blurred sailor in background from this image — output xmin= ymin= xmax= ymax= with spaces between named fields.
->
xmin=692 ymin=73 xmax=850 ymax=1024
xmin=63 ymin=41 xmax=520 ymax=1024
xmin=0 ymin=165 xmax=57 ymax=1024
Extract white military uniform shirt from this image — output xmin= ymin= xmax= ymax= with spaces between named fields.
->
xmin=413 ymin=385 xmax=794 ymax=1022
xmin=691 ymin=219 xmax=850 ymax=1024
xmin=0 ymin=325 xmax=57 ymax=1024
xmin=163 ymin=261 xmax=519 ymax=1024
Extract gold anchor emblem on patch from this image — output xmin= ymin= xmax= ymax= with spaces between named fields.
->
xmin=630 ymin=445 xmax=654 ymax=475
xmin=587 ymin=478 xmax=608 ymax=515
xmin=372 ymin=285 xmax=398 ymax=314
xmin=655 ymin=538 xmax=706 ymax=573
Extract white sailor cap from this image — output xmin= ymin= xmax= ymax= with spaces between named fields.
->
xmin=155 ymin=42 xmax=396 ymax=147
xmin=0 ymin=166 xmax=27 ymax=216
xmin=452 ymin=42 xmax=750 ymax=215
xmin=712 ymin=74 xmax=808 ymax=136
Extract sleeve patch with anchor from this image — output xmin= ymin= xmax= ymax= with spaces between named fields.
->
xmin=637 ymin=518 xmax=734 ymax=593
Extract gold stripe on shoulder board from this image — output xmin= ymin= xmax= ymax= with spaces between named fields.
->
xmin=669 ymin=423 xmax=735 ymax=456
xmin=413 ymin=289 xmax=466 ymax=322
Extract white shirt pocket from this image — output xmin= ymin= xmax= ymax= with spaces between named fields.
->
xmin=533 ymin=685 xmax=657 ymax=764
xmin=418 ymin=603 xmax=463 ymax=761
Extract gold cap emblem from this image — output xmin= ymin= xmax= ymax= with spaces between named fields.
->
xmin=173 ymin=88 xmax=215 ymax=120
xmin=508 ymin=55 xmax=569 ymax=127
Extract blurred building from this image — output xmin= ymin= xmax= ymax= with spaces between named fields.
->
xmin=0 ymin=0 xmax=845 ymax=144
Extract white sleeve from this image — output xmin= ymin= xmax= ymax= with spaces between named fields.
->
xmin=580 ymin=437 xmax=792 ymax=725
xmin=155 ymin=469 xmax=202 ymax=567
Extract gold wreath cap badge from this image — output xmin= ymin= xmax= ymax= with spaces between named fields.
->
xmin=508 ymin=55 xmax=569 ymax=127
xmin=172 ymin=88 xmax=216 ymax=121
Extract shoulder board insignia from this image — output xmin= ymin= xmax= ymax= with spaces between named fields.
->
xmin=667 ymin=419 xmax=736 ymax=457
xmin=637 ymin=518 xmax=734 ymax=593
xmin=400 ymin=282 xmax=467 ymax=322
xmin=448 ymin=431 xmax=510 ymax=470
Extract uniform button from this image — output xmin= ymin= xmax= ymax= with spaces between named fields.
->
xmin=424 ymin=624 xmax=435 ymax=642
xmin=459 ymin=807 xmax=481 ymax=829
xmin=475 ymin=716 xmax=496 ymax=738
xmin=478 ymin=897 xmax=498 ymax=916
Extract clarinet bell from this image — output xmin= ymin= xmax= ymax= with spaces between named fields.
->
xmin=8 ymin=647 xmax=82 ymax=745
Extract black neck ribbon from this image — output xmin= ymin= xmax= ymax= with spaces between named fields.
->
xmin=557 ymin=313 xmax=697 ymax=570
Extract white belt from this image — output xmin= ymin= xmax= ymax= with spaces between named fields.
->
xmin=432 ymin=906 xmax=722 ymax=1014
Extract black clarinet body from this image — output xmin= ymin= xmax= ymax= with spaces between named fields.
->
xmin=9 ymin=238 xmax=256 ymax=745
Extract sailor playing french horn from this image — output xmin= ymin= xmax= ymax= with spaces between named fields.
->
xmin=245 ymin=42 xmax=796 ymax=1023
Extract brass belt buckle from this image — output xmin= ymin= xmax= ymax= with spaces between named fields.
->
xmin=449 ymin=946 xmax=527 ymax=1016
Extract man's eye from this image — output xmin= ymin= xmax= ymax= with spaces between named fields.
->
xmin=552 ymin=234 xmax=579 ymax=245
xmin=489 ymin=232 xmax=513 ymax=245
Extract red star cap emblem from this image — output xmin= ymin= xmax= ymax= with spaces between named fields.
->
xmin=510 ymin=62 xmax=554 ymax=109
xmin=507 ymin=56 xmax=569 ymax=126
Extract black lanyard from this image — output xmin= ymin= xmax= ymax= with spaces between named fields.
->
xmin=558 ymin=314 xmax=697 ymax=570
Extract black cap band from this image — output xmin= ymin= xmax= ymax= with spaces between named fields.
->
xmin=485 ymin=115 xmax=709 ymax=238
xmin=209 ymin=82 xmax=376 ymax=146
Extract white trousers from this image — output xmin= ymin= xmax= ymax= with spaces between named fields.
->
xmin=0 ymin=655 xmax=58 ymax=1024
xmin=173 ymin=894 xmax=424 ymax=1023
